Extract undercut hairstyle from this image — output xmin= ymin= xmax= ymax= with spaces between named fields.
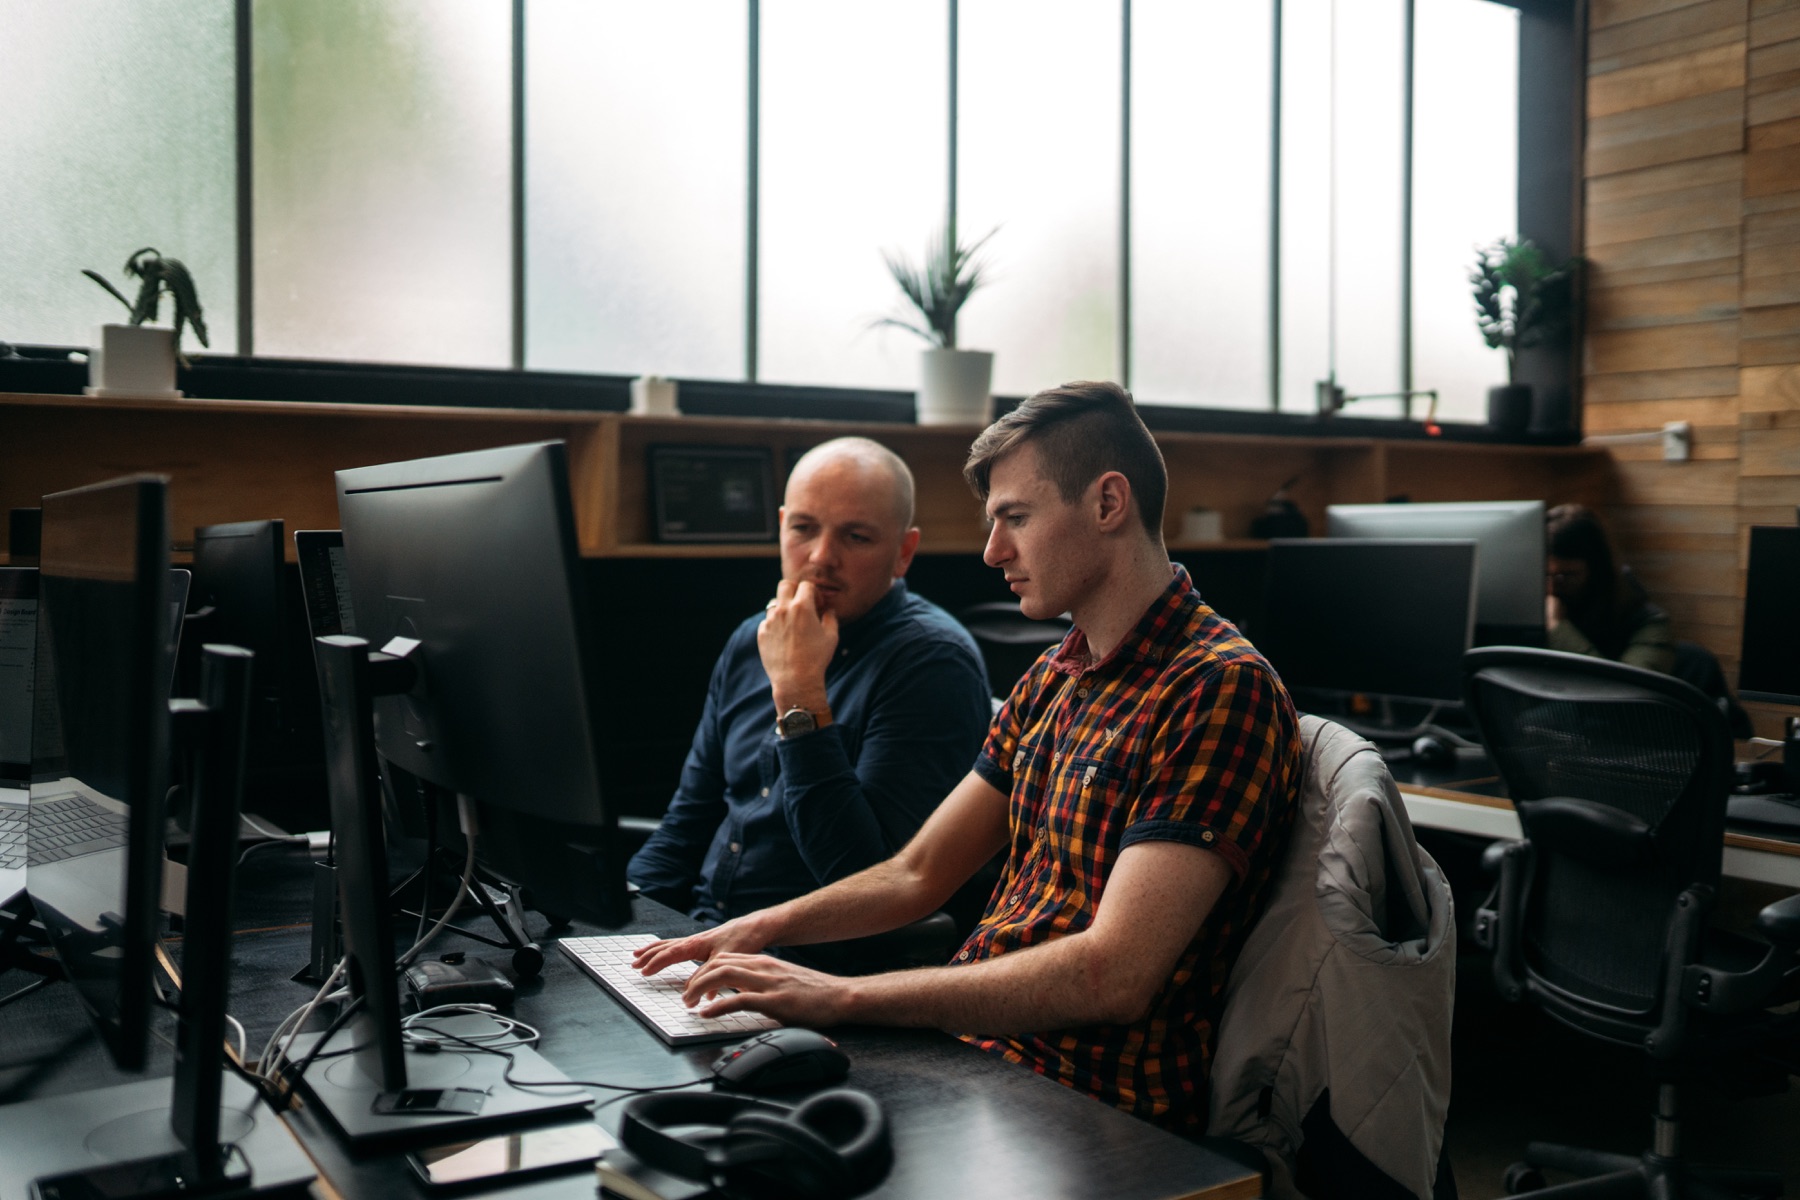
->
xmin=789 ymin=436 xmax=917 ymax=528
xmin=962 ymin=380 xmax=1167 ymax=538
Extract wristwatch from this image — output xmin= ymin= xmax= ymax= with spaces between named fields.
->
xmin=775 ymin=706 xmax=819 ymax=739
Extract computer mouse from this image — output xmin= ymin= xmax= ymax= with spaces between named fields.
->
xmin=710 ymin=1028 xmax=850 ymax=1094
xmin=1410 ymin=734 xmax=1456 ymax=769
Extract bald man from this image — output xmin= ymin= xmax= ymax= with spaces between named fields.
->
xmin=627 ymin=438 xmax=991 ymax=967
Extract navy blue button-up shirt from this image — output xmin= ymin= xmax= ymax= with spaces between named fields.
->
xmin=627 ymin=581 xmax=990 ymax=925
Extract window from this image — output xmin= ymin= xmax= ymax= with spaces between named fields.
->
xmin=0 ymin=1 xmax=235 ymax=351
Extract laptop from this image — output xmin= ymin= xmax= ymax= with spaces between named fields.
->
xmin=0 ymin=568 xmax=192 ymax=906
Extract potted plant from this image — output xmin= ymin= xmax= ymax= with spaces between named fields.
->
xmin=873 ymin=225 xmax=996 ymax=425
xmin=1470 ymin=237 xmax=1578 ymax=435
xmin=82 ymin=247 xmax=210 ymax=398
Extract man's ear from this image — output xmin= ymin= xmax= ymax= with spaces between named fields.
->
xmin=1093 ymin=472 xmax=1134 ymax=534
xmin=894 ymin=527 xmax=922 ymax=577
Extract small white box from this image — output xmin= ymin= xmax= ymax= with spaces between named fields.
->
xmin=630 ymin=375 xmax=679 ymax=416
xmin=1180 ymin=508 xmax=1224 ymax=543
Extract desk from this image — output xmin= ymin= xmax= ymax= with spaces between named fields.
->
xmin=1387 ymin=758 xmax=1800 ymax=889
xmin=0 ymin=854 xmax=1261 ymax=1200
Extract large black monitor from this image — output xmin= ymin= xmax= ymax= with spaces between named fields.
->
xmin=289 ymin=441 xmax=617 ymax=1151
xmin=1327 ymin=500 xmax=1545 ymax=647
xmin=0 ymin=475 xmax=314 ymax=1198
xmin=191 ymin=519 xmax=288 ymax=713
xmin=27 ymin=476 xmax=172 ymax=1068
xmin=1259 ymin=538 xmax=1479 ymax=709
xmin=1739 ymin=525 xmax=1800 ymax=705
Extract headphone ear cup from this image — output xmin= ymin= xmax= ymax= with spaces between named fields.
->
xmin=788 ymin=1089 xmax=892 ymax=1192
xmin=721 ymin=1110 xmax=850 ymax=1200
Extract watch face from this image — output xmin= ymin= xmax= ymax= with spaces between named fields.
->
xmin=777 ymin=707 xmax=817 ymax=737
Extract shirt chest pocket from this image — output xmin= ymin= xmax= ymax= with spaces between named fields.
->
xmin=1042 ymin=755 xmax=1133 ymax=840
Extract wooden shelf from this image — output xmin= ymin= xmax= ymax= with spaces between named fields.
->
xmin=0 ymin=393 xmax=1621 ymax=564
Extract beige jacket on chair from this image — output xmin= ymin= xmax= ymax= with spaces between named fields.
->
xmin=1207 ymin=715 xmax=1456 ymax=1199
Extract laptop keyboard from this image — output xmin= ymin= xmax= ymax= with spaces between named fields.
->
xmin=557 ymin=934 xmax=779 ymax=1046
xmin=0 ymin=805 xmax=21 ymax=870
xmin=25 ymin=793 xmax=127 ymax=867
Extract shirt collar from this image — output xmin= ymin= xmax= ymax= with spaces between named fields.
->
xmin=1046 ymin=563 xmax=1198 ymax=677
xmin=838 ymin=579 xmax=909 ymax=654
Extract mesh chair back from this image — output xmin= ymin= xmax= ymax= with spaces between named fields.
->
xmin=1463 ymin=648 xmax=1732 ymax=1019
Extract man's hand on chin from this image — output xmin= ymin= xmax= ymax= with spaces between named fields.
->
xmin=682 ymin=952 xmax=854 ymax=1027
xmin=759 ymin=579 xmax=838 ymax=719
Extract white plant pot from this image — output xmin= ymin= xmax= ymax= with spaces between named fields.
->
xmin=916 ymin=347 xmax=994 ymax=426
xmin=85 ymin=323 xmax=181 ymax=399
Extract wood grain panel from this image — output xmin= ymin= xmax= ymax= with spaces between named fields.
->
xmin=1749 ymin=82 xmax=1800 ymax=123
xmin=1588 ymin=89 xmax=1747 ymax=177
xmin=1584 ymin=365 xmax=1742 ymax=402
xmin=1589 ymin=41 xmax=1746 ymax=118
xmin=1740 ymin=470 xmax=1800 ymax=504
xmin=1632 ymin=549 xmax=1743 ymax=597
xmin=1611 ymin=457 xmax=1742 ymax=504
xmin=1585 ymin=394 xmax=1741 ymax=430
xmin=1750 ymin=34 xmax=1800 ymax=75
xmin=1749 ymin=114 xmax=1800 ymax=146
xmin=1595 ymin=0 xmax=1724 ymax=29
xmin=1593 ymin=255 xmax=1746 ymax=288
xmin=1746 ymin=141 xmax=1800 ymax=191
xmin=1586 ymin=179 xmax=1742 ymax=246
xmin=1608 ymin=501 xmax=1742 ymax=535
xmin=1739 ymin=424 xmax=1800 ymax=473
xmin=1588 ymin=150 xmax=1744 ymax=205
xmin=1590 ymin=0 xmax=1748 ymax=74
xmin=1751 ymin=5 xmax=1800 ymax=45
xmin=1741 ymin=362 xmax=1800 ymax=407
xmin=1745 ymin=203 xmax=1800 ymax=243
xmin=1585 ymin=225 xmax=1741 ymax=275
xmin=1586 ymin=320 xmax=1741 ymax=372
xmin=1589 ymin=275 xmax=1741 ymax=328
xmin=1743 ymin=271 xmax=1800 ymax=305
xmin=1659 ymin=591 xmax=1752 ymax=628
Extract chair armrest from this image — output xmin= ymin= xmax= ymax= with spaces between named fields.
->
xmin=1476 ymin=839 xmax=1530 ymax=1002
xmin=1756 ymin=892 xmax=1800 ymax=948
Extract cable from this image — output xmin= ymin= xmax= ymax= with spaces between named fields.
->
xmin=0 ymin=976 xmax=52 ymax=1009
xmin=402 ymin=1023 xmax=709 ymax=1095
xmin=395 ymin=805 xmax=478 ymax=972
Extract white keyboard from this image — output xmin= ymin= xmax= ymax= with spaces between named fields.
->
xmin=557 ymin=934 xmax=780 ymax=1046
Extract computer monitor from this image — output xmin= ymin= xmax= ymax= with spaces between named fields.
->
xmin=1259 ymin=538 xmax=1479 ymax=710
xmin=288 ymin=441 xmax=616 ymax=1151
xmin=0 ymin=475 xmax=315 ymax=1197
xmin=1 ymin=568 xmax=36 ymax=788
xmin=1327 ymin=500 xmax=1545 ymax=647
xmin=294 ymin=529 xmax=356 ymax=642
xmin=1739 ymin=525 xmax=1800 ymax=705
xmin=190 ymin=518 xmax=288 ymax=724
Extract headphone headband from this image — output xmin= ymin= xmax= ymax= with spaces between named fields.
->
xmin=621 ymin=1092 xmax=794 ymax=1183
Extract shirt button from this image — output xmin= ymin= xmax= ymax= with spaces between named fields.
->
xmin=1202 ymin=831 xmax=1215 ymax=843
xmin=760 ymin=787 xmax=770 ymax=798
xmin=729 ymin=842 xmax=742 ymax=853
xmin=956 ymin=949 xmax=970 ymax=961
xmin=1076 ymin=687 xmax=1089 ymax=699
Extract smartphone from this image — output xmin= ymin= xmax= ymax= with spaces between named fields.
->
xmin=406 ymin=1121 xmax=612 ymax=1189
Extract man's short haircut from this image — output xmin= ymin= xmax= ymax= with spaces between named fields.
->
xmin=962 ymin=380 xmax=1167 ymax=538
xmin=789 ymin=436 xmax=916 ymax=529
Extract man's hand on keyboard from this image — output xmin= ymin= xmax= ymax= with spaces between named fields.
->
xmin=633 ymin=917 xmax=768 ymax=979
xmin=683 ymin=952 xmax=848 ymax=1027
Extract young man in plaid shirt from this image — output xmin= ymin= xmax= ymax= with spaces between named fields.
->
xmin=636 ymin=381 xmax=1302 ymax=1133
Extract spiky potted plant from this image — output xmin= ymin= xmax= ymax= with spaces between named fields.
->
xmin=1470 ymin=237 xmax=1577 ymax=435
xmin=83 ymin=247 xmax=210 ymax=398
xmin=873 ymin=225 xmax=996 ymax=425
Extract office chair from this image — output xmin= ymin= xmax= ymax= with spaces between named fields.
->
xmin=954 ymin=601 xmax=1071 ymax=701
xmin=1209 ymin=715 xmax=1457 ymax=1200
xmin=1462 ymin=647 xmax=1800 ymax=1198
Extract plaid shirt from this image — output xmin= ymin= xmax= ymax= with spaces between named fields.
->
xmin=960 ymin=565 xmax=1300 ymax=1133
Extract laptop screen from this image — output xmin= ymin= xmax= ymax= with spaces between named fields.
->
xmin=0 ymin=568 xmax=35 ymax=785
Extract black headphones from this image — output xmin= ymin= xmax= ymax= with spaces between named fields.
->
xmin=621 ymin=1089 xmax=892 ymax=1200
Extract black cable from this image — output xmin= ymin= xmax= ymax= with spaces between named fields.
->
xmin=0 ymin=976 xmax=52 ymax=1009
xmin=404 ymin=1024 xmax=710 ymax=1095
xmin=282 ymin=993 xmax=365 ymax=1094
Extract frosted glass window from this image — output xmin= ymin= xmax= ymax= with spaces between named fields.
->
xmin=526 ymin=1 xmax=746 ymax=380
xmin=1413 ymin=0 xmax=1517 ymax=425
xmin=957 ymin=0 xmax=1121 ymax=398
xmin=1279 ymin=0 xmax=1406 ymax=415
xmin=1131 ymin=1 xmax=1273 ymax=409
xmin=760 ymin=2 xmax=947 ymax=390
xmin=253 ymin=0 xmax=511 ymax=367
xmin=0 ymin=2 xmax=235 ymax=353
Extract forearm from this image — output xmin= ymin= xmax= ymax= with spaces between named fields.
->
xmin=740 ymin=853 xmax=948 ymax=949
xmin=838 ymin=929 xmax=1142 ymax=1033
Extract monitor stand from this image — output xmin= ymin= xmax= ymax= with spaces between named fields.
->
xmin=284 ymin=1011 xmax=591 ymax=1154
xmin=0 ymin=649 xmax=315 ymax=1200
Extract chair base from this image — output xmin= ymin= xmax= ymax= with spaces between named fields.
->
xmin=1505 ymin=1141 xmax=1783 ymax=1199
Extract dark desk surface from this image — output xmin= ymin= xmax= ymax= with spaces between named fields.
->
xmin=0 ymin=852 xmax=1262 ymax=1200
